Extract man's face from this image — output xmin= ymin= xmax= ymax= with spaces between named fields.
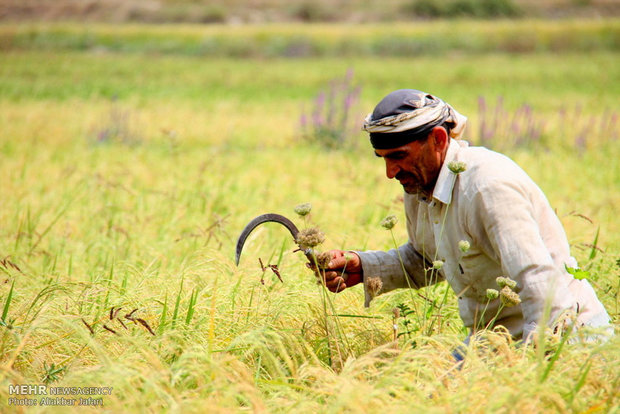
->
xmin=374 ymin=131 xmax=445 ymax=196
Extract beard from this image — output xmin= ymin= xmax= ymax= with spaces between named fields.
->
xmin=395 ymin=171 xmax=420 ymax=194
xmin=395 ymin=171 xmax=432 ymax=196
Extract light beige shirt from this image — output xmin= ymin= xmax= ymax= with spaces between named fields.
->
xmin=358 ymin=139 xmax=609 ymax=339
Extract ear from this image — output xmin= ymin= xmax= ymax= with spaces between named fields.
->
xmin=430 ymin=126 xmax=449 ymax=151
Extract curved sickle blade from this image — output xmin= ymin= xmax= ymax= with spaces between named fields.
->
xmin=235 ymin=213 xmax=300 ymax=265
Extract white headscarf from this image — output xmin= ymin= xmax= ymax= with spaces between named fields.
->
xmin=363 ymin=91 xmax=468 ymax=140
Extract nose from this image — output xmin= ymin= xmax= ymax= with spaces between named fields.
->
xmin=385 ymin=160 xmax=400 ymax=179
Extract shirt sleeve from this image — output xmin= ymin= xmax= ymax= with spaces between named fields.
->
xmin=467 ymin=178 xmax=577 ymax=340
xmin=355 ymin=243 xmax=434 ymax=307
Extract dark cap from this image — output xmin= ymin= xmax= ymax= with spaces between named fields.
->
xmin=370 ymin=89 xmax=429 ymax=122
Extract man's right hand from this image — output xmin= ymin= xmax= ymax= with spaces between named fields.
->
xmin=308 ymin=250 xmax=363 ymax=293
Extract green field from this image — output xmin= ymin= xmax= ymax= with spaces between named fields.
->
xmin=0 ymin=21 xmax=619 ymax=413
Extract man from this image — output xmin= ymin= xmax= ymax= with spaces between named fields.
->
xmin=321 ymin=89 xmax=611 ymax=342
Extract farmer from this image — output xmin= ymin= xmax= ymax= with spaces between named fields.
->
xmin=320 ymin=89 xmax=612 ymax=343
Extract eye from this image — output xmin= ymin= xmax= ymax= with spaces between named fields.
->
xmin=386 ymin=151 xmax=407 ymax=160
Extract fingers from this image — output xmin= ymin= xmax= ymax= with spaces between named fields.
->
xmin=311 ymin=268 xmax=363 ymax=293
xmin=326 ymin=251 xmax=361 ymax=273
xmin=325 ymin=250 xmax=346 ymax=268
xmin=324 ymin=270 xmax=363 ymax=292
xmin=325 ymin=275 xmax=347 ymax=292
xmin=304 ymin=250 xmax=364 ymax=293
xmin=305 ymin=250 xmax=360 ymax=272
xmin=327 ymin=255 xmax=348 ymax=270
xmin=319 ymin=269 xmax=347 ymax=292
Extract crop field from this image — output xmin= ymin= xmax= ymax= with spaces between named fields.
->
xmin=0 ymin=20 xmax=619 ymax=412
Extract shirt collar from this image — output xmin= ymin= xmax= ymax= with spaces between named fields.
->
xmin=430 ymin=138 xmax=466 ymax=205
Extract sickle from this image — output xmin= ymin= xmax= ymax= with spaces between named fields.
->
xmin=235 ymin=213 xmax=312 ymax=266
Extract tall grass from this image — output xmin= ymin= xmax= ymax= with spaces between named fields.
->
xmin=0 ymin=23 xmax=618 ymax=412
